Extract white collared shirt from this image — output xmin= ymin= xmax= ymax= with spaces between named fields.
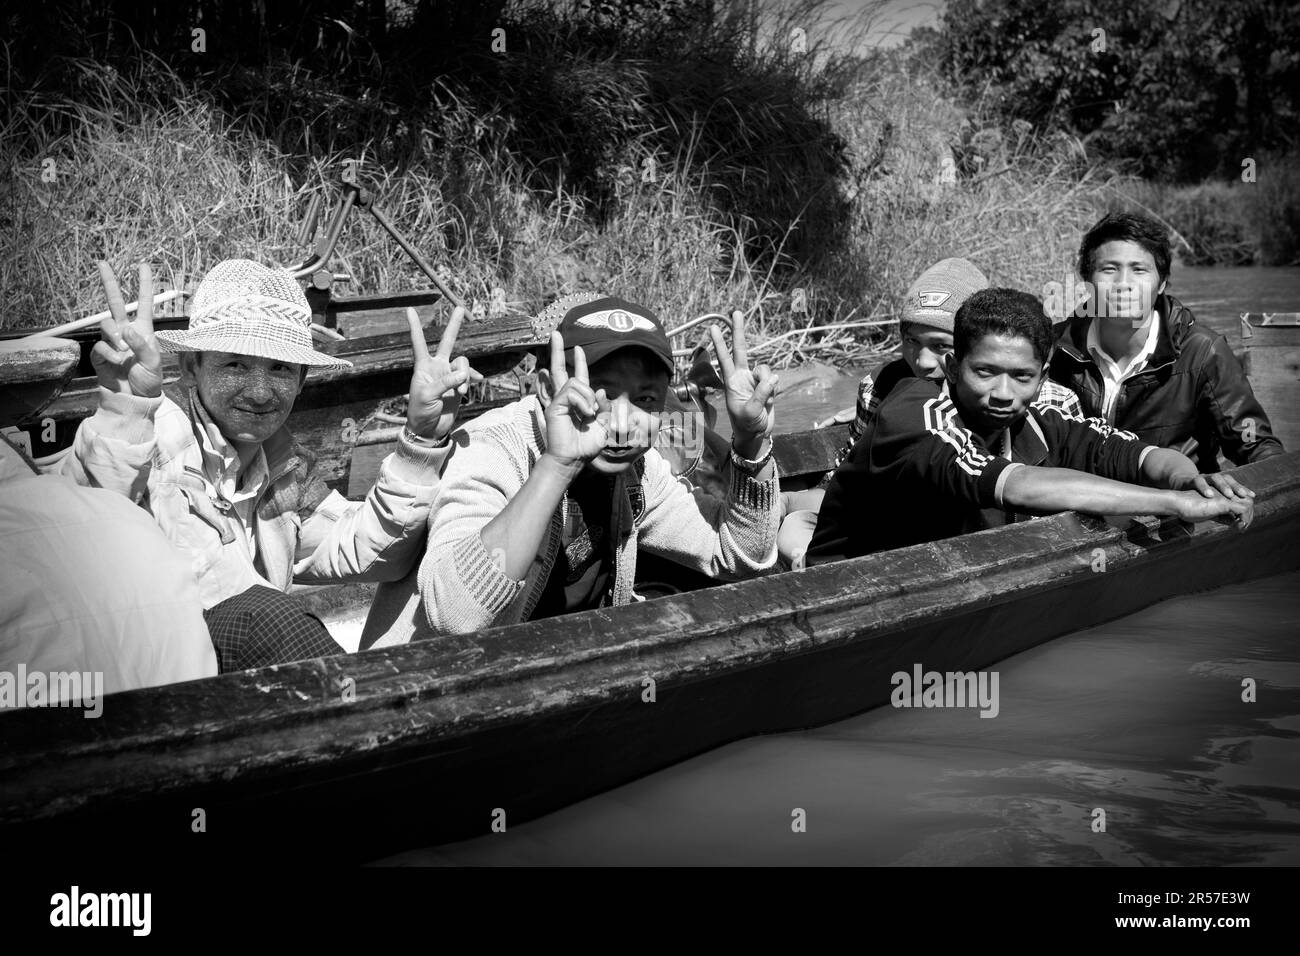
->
xmin=194 ymin=407 xmax=271 ymax=565
xmin=1087 ymin=308 xmax=1160 ymax=423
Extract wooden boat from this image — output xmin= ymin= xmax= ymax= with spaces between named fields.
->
xmin=3 ymin=409 xmax=1298 ymax=860
xmin=1243 ymin=312 xmax=1300 ymax=327
xmin=5 ymin=272 xmax=1300 ymax=861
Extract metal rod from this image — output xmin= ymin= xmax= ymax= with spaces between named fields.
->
xmin=296 ymin=192 xmax=323 ymax=248
xmin=288 ymin=186 xmax=357 ymax=279
xmin=364 ymin=204 xmax=465 ymax=311
xmin=25 ymin=289 xmax=189 ymax=339
xmin=667 ymin=312 xmax=732 ymax=339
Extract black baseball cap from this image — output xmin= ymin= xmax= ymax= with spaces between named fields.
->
xmin=553 ymin=295 xmax=675 ymax=376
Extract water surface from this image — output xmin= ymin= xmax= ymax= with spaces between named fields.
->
xmin=384 ymin=571 xmax=1300 ymax=866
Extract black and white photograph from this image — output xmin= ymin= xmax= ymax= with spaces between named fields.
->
xmin=1 ymin=0 xmax=1297 ymax=918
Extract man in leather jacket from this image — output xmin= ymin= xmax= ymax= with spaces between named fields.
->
xmin=1049 ymin=212 xmax=1283 ymax=472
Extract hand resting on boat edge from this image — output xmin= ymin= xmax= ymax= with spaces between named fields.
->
xmin=807 ymin=289 xmax=1257 ymax=565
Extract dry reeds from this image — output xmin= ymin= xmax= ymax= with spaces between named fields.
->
xmin=3 ymin=2 xmax=1128 ymax=369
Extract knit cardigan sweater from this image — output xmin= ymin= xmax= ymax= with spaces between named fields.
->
xmin=361 ymin=395 xmax=781 ymax=645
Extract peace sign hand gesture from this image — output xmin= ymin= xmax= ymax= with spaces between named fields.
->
xmin=91 ymin=261 xmax=164 ymax=399
xmin=542 ymin=331 xmax=611 ymax=470
xmin=708 ymin=310 xmax=781 ymax=460
xmin=404 ymin=306 xmax=484 ymax=441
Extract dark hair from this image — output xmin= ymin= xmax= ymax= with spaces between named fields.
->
xmin=1077 ymin=211 xmax=1172 ymax=282
xmin=954 ymin=288 xmax=1053 ymax=365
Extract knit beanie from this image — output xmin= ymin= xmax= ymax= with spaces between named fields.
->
xmin=901 ymin=258 xmax=989 ymax=334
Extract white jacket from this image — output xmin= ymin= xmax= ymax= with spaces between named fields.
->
xmin=1 ymin=440 xmax=217 ymax=702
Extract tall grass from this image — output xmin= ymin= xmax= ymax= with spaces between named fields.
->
xmin=825 ymin=65 xmax=1117 ymax=319
xmin=2 ymin=5 xmax=1133 ymax=366
xmin=0 ymin=60 xmax=786 ymax=335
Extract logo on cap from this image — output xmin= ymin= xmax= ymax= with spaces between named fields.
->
xmin=917 ymin=291 xmax=951 ymax=309
xmin=575 ymin=309 xmax=656 ymax=333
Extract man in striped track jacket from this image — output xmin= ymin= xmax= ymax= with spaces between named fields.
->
xmin=807 ymin=288 xmax=1256 ymax=564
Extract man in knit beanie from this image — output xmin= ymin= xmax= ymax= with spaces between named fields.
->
xmin=805 ymin=287 xmax=1254 ymax=564
xmin=843 ymin=258 xmax=997 ymax=458
xmin=777 ymin=258 xmax=1083 ymax=568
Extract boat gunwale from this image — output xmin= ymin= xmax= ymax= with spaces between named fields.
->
xmin=2 ymin=451 xmax=1298 ymax=826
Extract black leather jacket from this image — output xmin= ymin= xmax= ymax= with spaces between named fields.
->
xmin=1049 ymin=294 xmax=1284 ymax=471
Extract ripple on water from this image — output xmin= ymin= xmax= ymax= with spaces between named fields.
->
xmin=380 ymin=571 xmax=1300 ymax=866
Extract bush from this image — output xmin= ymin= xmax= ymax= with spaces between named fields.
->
xmin=913 ymin=0 xmax=1300 ymax=183
xmin=4 ymin=3 xmax=1145 ymax=368
xmin=1109 ymin=155 xmax=1300 ymax=266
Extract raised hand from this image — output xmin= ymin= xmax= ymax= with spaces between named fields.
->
xmin=542 ymin=331 xmax=611 ymax=469
xmin=91 ymin=261 xmax=164 ymax=398
xmin=1171 ymin=488 xmax=1254 ymax=530
xmin=404 ymin=305 xmax=483 ymax=441
xmin=708 ymin=309 xmax=780 ymax=459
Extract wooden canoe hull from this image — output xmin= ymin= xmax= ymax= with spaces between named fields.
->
xmin=3 ymin=452 xmax=1298 ymax=863
xmin=0 ymin=336 xmax=80 ymax=426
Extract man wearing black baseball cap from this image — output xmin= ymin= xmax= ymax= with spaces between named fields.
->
xmin=540 ymin=294 xmax=678 ymax=476
xmin=550 ymin=294 xmax=677 ymax=374
xmin=361 ymin=292 xmax=784 ymax=644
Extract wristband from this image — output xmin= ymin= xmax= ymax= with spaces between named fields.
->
xmin=730 ymin=440 xmax=773 ymax=475
xmin=401 ymin=424 xmax=444 ymax=448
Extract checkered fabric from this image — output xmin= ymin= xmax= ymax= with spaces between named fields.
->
xmin=155 ymin=259 xmax=353 ymax=369
xmin=203 ymin=585 xmax=343 ymax=672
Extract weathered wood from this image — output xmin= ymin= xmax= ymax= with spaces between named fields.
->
xmin=305 ymin=313 xmax=540 ymax=388
xmin=0 ymin=336 xmax=80 ymax=425
xmin=327 ymin=289 xmax=447 ymax=339
xmin=0 ymin=336 xmax=80 ymax=385
xmin=2 ymin=451 xmax=1297 ymax=863
xmin=1245 ymin=312 xmax=1300 ymax=327
xmin=323 ymin=289 xmax=537 ymax=343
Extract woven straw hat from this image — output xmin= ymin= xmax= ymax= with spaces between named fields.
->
xmin=155 ymin=259 xmax=353 ymax=369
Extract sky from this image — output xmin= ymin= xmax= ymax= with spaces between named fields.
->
xmin=852 ymin=0 xmax=943 ymax=47
xmin=819 ymin=0 xmax=943 ymax=48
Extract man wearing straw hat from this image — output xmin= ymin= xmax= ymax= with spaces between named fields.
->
xmin=57 ymin=258 xmax=479 ymax=671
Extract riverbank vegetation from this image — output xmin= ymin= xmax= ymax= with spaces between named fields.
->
xmin=3 ymin=0 xmax=1294 ymax=360
xmin=915 ymin=0 xmax=1300 ymax=268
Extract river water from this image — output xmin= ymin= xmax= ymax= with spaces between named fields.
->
xmin=381 ymin=266 xmax=1300 ymax=866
